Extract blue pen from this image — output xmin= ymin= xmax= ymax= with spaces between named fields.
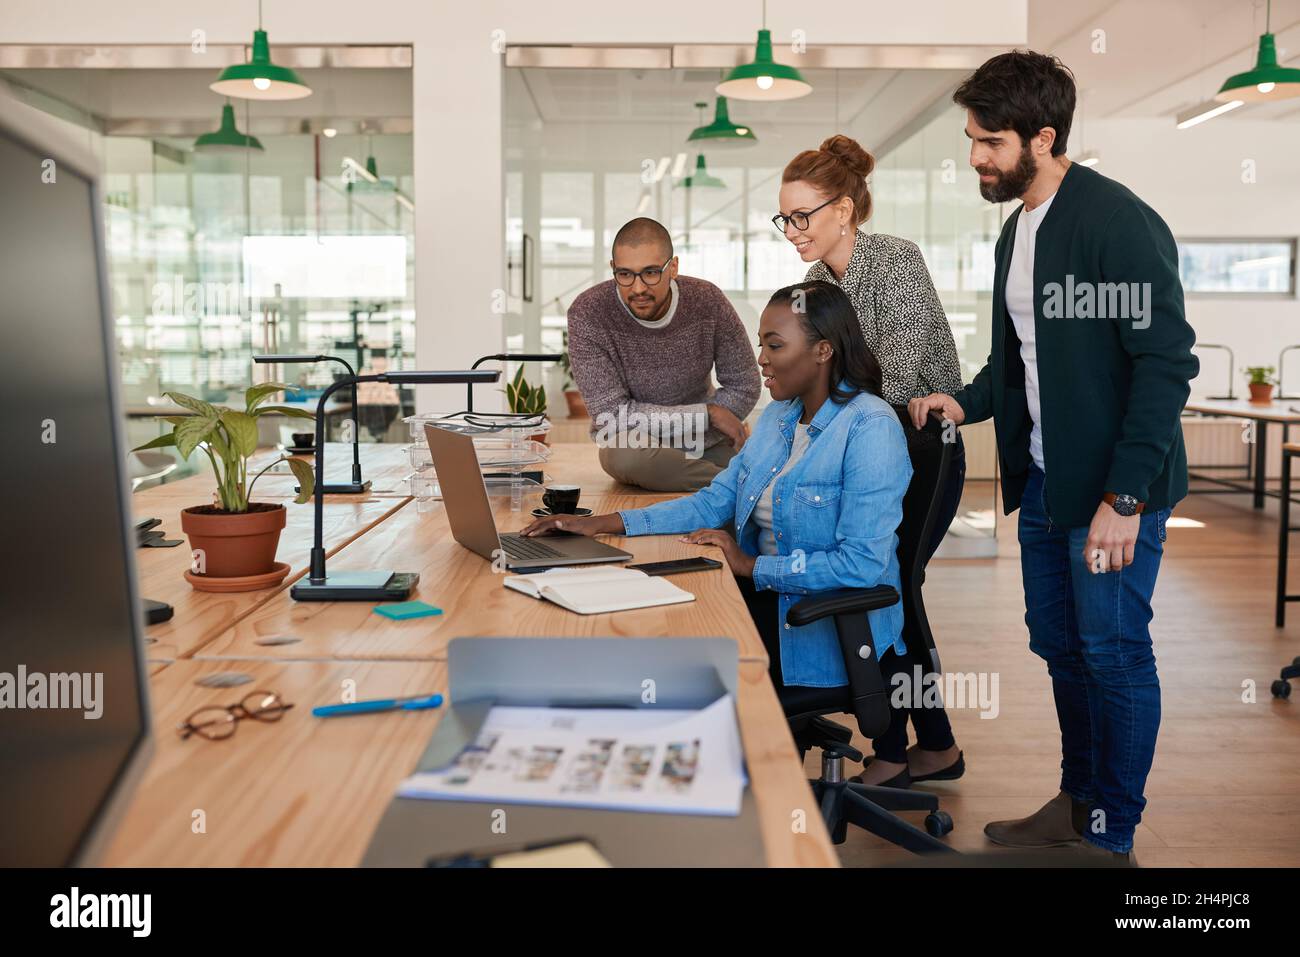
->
xmin=312 ymin=693 xmax=444 ymax=718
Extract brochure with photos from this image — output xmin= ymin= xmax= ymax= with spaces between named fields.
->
xmin=397 ymin=695 xmax=746 ymax=816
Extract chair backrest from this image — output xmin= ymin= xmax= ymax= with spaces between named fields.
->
xmin=890 ymin=406 xmax=953 ymax=672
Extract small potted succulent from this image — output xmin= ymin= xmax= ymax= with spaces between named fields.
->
xmin=133 ymin=383 xmax=316 ymax=591
xmin=1244 ymin=366 xmax=1277 ymax=404
xmin=559 ymin=331 xmax=588 ymax=419
xmin=505 ymin=365 xmax=551 ymax=444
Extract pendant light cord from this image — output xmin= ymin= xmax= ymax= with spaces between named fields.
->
xmin=258 ymin=0 xmax=264 ymax=30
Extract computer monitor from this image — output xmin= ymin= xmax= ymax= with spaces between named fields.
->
xmin=0 ymin=94 xmax=153 ymax=866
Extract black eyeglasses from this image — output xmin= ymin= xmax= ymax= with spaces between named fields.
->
xmin=772 ymin=197 xmax=838 ymax=233
xmin=612 ymin=257 xmax=673 ymax=287
xmin=177 ymin=690 xmax=294 ymax=741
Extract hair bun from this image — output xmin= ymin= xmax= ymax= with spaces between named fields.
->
xmin=819 ymin=134 xmax=874 ymax=178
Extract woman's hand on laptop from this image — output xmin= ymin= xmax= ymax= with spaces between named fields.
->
xmin=519 ymin=513 xmax=625 ymax=538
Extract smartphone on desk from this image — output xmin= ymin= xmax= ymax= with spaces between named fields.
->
xmin=626 ymin=556 xmax=723 ymax=577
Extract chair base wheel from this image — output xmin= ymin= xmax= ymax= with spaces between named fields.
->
xmin=925 ymin=810 xmax=954 ymax=837
xmin=1272 ymin=679 xmax=1292 ymax=699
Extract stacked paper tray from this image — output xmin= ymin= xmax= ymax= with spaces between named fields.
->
xmin=402 ymin=413 xmax=552 ymax=513
xmin=406 ymin=439 xmax=550 ymax=472
xmin=404 ymin=411 xmax=552 ymax=444
xmin=405 ymin=472 xmax=546 ymax=513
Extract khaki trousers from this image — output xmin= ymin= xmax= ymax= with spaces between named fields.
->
xmin=597 ymin=441 xmax=737 ymax=492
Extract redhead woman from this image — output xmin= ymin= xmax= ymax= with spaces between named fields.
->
xmin=775 ymin=134 xmax=966 ymax=788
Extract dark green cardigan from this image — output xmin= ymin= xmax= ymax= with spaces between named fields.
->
xmin=953 ymin=163 xmax=1199 ymax=528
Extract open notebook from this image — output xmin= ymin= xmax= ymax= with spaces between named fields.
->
xmin=503 ymin=566 xmax=695 ymax=615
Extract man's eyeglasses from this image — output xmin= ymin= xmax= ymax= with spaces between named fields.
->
xmin=772 ymin=197 xmax=838 ymax=233
xmin=612 ymin=257 xmax=673 ymax=287
xmin=177 ymin=690 xmax=294 ymax=741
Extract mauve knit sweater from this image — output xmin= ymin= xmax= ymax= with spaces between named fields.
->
xmin=567 ymin=276 xmax=761 ymax=450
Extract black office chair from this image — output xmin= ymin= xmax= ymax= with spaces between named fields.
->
xmin=780 ymin=407 xmax=957 ymax=854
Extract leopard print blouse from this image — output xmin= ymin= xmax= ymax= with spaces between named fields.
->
xmin=805 ymin=229 xmax=963 ymax=405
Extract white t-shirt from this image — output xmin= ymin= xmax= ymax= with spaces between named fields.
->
xmin=1004 ymin=192 xmax=1056 ymax=472
xmin=617 ymin=279 xmax=679 ymax=329
xmin=754 ymin=423 xmax=812 ymax=556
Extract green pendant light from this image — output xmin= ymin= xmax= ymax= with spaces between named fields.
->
xmin=193 ymin=101 xmax=264 ymax=153
xmin=347 ymin=154 xmax=384 ymax=192
xmin=681 ymin=154 xmax=726 ymax=190
xmin=717 ymin=1 xmax=811 ymax=102
xmin=345 ymin=138 xmax=415 ymax=212
xmin=211 ymin=0 xmax=312 ymax=101
xmin=1216 ymin=0 xmax=1300 ymax=102
xmin=687 ymin=97 xmax=758 ymax=148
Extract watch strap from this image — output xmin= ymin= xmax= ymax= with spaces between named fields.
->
xmin=1103 ymin=491 xmax=1145 ymax=514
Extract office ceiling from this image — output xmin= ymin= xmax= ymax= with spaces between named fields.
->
xmin=1031 ymin=0 xmax=1300 ymax=123
xmin=508 ymin=66 xmax=968 ymax=153
xmin=7 ymin=0 xmax=1300 ymax=141
xmin=0 ymin=66 xmax=413 ymax=128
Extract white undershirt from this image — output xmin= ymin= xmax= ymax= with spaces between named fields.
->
xmin=618 ymin=279 xmax=679 ymax=329
xmin=1004 ymin=192 xmax=1056 ymax=472
xmin=754 ymin=423 xmax=811 ymax=556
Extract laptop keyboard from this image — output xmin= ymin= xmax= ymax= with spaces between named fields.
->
xmin=500 ymin=534 xmax=564 ymax=561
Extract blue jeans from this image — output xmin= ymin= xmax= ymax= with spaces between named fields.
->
xmin=1017 ymin=465 xmax=1168 ymax=853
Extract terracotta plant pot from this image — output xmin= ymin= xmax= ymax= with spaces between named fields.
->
xmin=1248 ymin=382 xmax=1274 ymax=404
xmin=564 ymin=389 xmax=588 ymax=419
xmin=180 ymin=503 xmax=286 ymax=580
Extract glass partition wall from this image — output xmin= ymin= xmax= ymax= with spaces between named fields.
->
xmin=1 ymin=56 xmax=414 ymax=482
xmin=505 ymin=64 xmax=1004 ymax=553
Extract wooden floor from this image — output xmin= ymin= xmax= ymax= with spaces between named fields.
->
xmin=822 ymin=481 xmax=1300 ymax=867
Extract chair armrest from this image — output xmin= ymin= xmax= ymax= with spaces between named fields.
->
xmin=786 ymin=586 xmax=900 ymax=627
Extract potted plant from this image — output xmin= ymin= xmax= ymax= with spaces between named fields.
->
xmin=559 ymin=331 xmax=588 ymax=419
xmin=1244 ymin=366 xmax=1277 ymax=404
xmin=505 ymin=365 xmax=550 ymax=444
xmin=133 ymin=383 xmax=316 ymax=591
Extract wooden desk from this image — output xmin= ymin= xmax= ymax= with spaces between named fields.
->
xmin=193 ymin=491 xmax=769 ymax=664
xmin=132 ymin=472 xmax=408 ymax=661
xmin=102 ymin=658 xmax=837 ymax=867
xmin=1184 ymin=399 xmax=1300 ymax=509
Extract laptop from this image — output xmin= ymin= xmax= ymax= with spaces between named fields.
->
xmin=424 ymin=424 xmax=632 ymax=571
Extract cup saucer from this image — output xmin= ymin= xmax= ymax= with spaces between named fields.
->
xmin=532 ymin=506 xmax=592 ymax=518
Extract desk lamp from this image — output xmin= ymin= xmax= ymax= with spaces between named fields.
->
xmin=1277 ymin=344 xmax=1300 ymax=400
xmin=290 ymin=369 xmax=500 ymax=602
xmin=254 ymin=353 xmax=372 ymax=494
xmin=1195 ymin=343 xmax=1237 ymax=400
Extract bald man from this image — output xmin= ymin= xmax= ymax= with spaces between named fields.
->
xmin=566 ymin=218 xmax=761 ymax=492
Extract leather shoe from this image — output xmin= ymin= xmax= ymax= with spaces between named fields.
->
xmin=984 ymin=791 xmax=1088 ymax=848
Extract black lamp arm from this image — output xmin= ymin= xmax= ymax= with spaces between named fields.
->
xmin=1278 ymin=344 xmax=1300 ymax=398
xmin=309 ymin=374 xmax=375 ymax=581
xmin=254 ymin=354 xmax=360 ymax=477
xmin=467 ymin=353 xmax=564 ymax=412
xmin=1194 ymin=343 xmax=1236 ymax=399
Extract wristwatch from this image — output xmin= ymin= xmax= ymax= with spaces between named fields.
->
xmin=1103 ymin=492 xmax=1144 ymax=516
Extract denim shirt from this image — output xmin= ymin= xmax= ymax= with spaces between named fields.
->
xmin=618 ymin=388 xmax=912 ymax=687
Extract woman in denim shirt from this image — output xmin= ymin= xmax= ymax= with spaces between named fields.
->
xmin=521 ymin=280 xmax=911 ymax=691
